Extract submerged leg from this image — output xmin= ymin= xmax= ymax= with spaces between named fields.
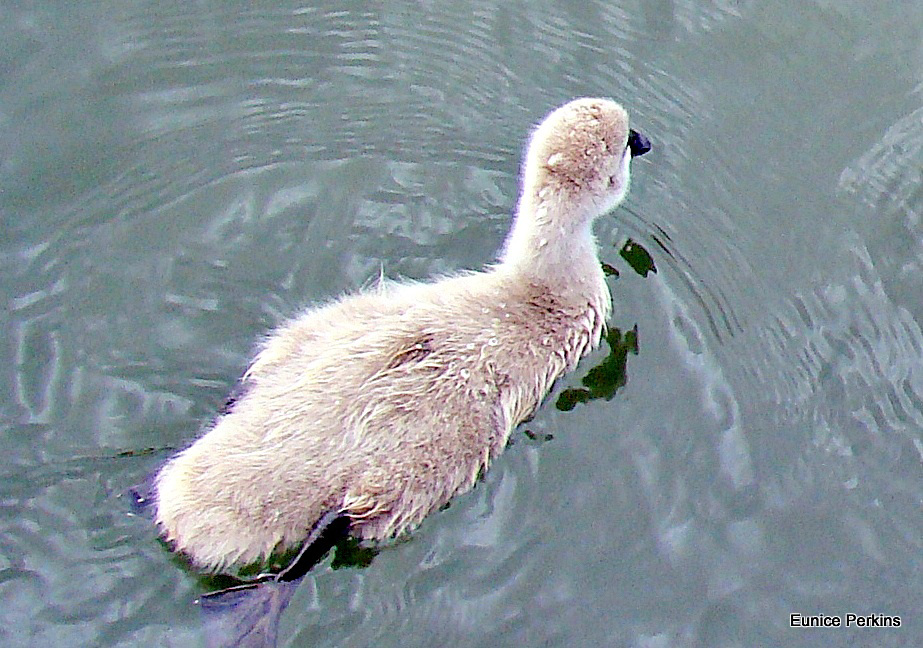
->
xmin=196 ymin=512 xmax=351 ymax=648
xmin=275 ymin=512 xmax=351 ymax=582
xmin=200 ymin=580 xmax=298 ymax=648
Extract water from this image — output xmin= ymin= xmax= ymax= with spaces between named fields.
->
xmin=2 ymin=1 xmax=921 ymax=646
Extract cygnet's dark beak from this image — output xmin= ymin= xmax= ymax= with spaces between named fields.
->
xmin=628 ymin=129 xmax=651 ymax=157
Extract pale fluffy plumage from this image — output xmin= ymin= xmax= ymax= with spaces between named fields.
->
xmin=154 ymin=97 xmax=644 ymax=570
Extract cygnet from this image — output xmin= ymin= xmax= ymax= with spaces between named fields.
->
xmin=153 ymin=97 xmax=651 ymax=571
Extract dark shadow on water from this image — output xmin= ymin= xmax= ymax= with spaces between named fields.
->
xmin=330 ymin=536 xmax=378 ymax=570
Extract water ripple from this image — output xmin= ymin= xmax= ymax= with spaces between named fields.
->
xmin=3 ymin=1 xmax=921 ymax=646
xmin=839 ymin=105 xmax=923 ymax=226
xmin=656 ymin=276 xmax=756 ymax=498
xmin=738 ymin=235 xmax=923 ymax=499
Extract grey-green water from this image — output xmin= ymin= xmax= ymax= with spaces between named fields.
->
xmin=2 ymin=1 xmax=921 ymax=646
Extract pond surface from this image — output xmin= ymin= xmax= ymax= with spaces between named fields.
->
xmin=2 ymin=1 xmax=921 ymax=646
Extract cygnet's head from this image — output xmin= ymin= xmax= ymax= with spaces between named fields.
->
xmin=521 ymin=98 xmax=650 ymax=222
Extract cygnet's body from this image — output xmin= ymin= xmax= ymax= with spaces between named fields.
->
xmin=154 ymin=98 xmax=651 ymax=571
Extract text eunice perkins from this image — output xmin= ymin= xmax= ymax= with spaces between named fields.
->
xmin=790 ymin=613 xmax=901 ymax=628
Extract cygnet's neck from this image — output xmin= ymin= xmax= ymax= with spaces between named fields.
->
xmin=498 ymin=197 xmax=605 ymax=299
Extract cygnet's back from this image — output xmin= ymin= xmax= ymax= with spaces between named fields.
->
xmin=154 ymin=98 xmax=651 ymax=571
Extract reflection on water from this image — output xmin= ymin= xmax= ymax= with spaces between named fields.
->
xmin=556 ymin=241 xmax=653 ymax=412
xmin=557 ymin=326 xmax=640 ymax=412
xmin=619 ymin=238 xmax=658 ymax=277
xmin=1 ymin=0 xmax=922 ymax=646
